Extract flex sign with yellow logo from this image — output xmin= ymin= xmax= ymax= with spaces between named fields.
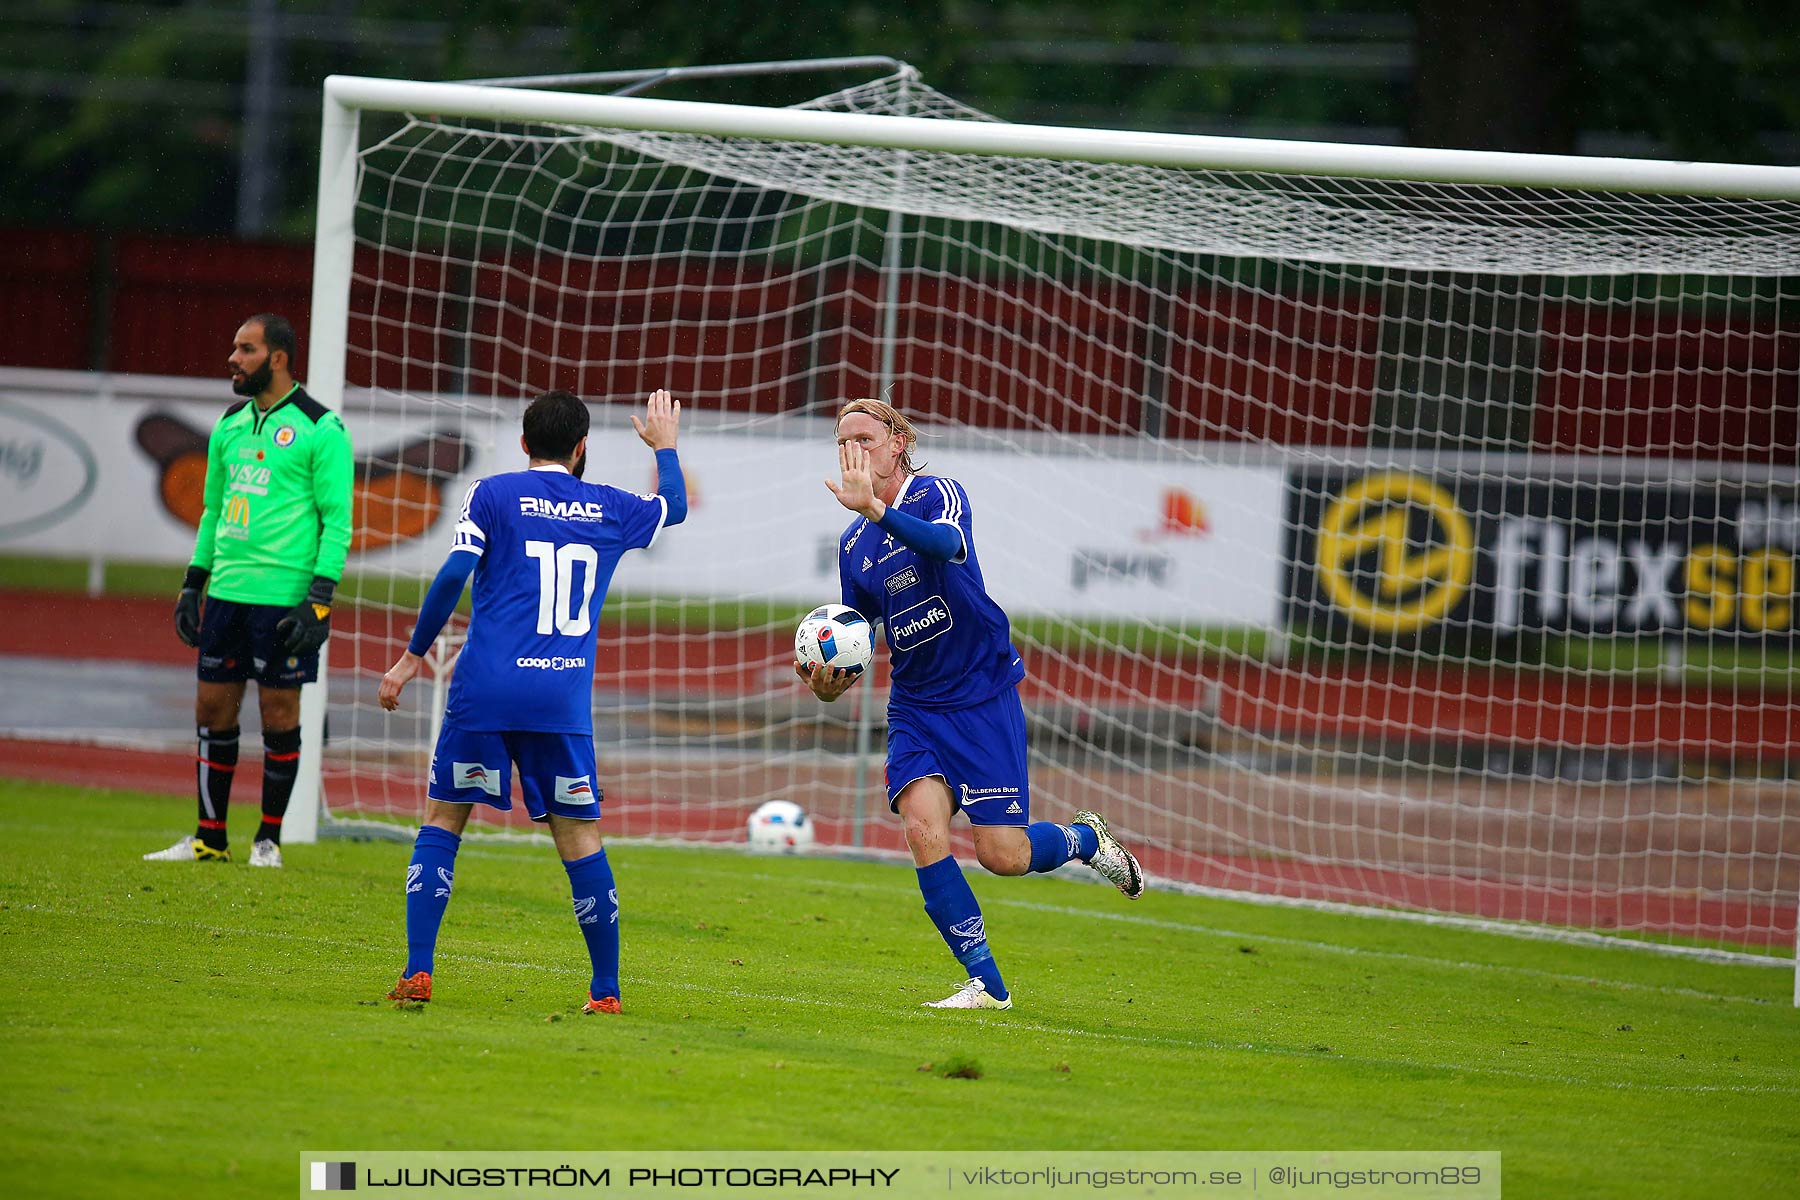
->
xmin=1284 ymin=471 xmax=1800 ymax=641
xmin=1313 ymin=472 xmax=1476 ymax=634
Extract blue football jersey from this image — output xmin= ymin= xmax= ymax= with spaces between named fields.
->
xmin=839 ymin=473 xmax=1024 ymax=710
xmin=444 ymin=466 xmax=667 ymax=733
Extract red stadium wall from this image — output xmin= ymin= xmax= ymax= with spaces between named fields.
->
xmin=0 ymin=229 xmax=315 ymax=378
xmin=460 ymin=257 xmax=808 ymax=411
xmin=1534 ymin=305 xmax=1800 ymax=462
xmin=2 ymin=228 xmax=1795 ymax=458
xmin=0 ymin=229 xmax=97 ymax=369
xmin=108 ymin=234 xmax=315 ymax=378
xmin=1158 ymin=287 xmax=1381 ymax=446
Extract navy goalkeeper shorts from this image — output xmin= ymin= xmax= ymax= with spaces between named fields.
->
xmin=196 ymin=597 xmax=319 ymax=688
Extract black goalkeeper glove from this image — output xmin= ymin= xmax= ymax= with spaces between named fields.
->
xmin=276 ymin=575 xmax=337 ymax=656
xmin=173 ymin=566 xmax=209 ymax=648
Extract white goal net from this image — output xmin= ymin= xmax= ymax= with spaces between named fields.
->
xmin=312 ymin=66 xmax=1800 ymax=963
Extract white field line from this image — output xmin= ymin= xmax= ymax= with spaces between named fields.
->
xmin=446 ymin=832 xmax=1794 ymax=970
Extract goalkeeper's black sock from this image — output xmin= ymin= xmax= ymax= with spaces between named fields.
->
xmin=194 ymin=725 xmax=239 ymax=851
xmin=257 ymin=726 xmax=302 ymax=845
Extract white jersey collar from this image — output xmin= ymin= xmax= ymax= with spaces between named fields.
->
xmin=529 ymin=463 xmax=571 ymax=474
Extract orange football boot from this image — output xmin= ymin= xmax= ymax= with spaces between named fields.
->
xmin=387 ymin=971 xmax=432 ymax=1003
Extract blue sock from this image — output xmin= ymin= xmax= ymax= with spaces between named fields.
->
xmin=403 ymin=825 xmax=461 ymax=977
xmin=916 ymin=856 xmax=1006 ymax=1000
xmin=1027 ymin=821 xmax=1099 ymax=872
xmin=564 ymin=848 xmax=620 ymax=1001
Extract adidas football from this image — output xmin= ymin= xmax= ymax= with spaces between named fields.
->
xmin=747 ymin=799 xmax=816 ymax=853
xmin=794 ymin=603 xmax=874 ymax=676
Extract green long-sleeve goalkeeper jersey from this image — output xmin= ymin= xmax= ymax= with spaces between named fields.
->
xmin=190 ymin=384 xmax=354 ymax=606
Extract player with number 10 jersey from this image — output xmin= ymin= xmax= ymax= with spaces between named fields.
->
xmin=444 ymin=467 xmax=668 ymax=734
xmin=376 ymin=388 xmax=685 ymax=1017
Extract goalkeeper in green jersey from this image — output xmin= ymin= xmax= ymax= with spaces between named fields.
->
xmin=145 ymin=314 xmax=353 ymax=869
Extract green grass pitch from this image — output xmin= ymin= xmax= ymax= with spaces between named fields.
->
xmin=1 ymin=782 xmax=1796 ymax=1199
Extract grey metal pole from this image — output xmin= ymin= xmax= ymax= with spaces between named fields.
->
xmin=456 ymin=56 xmax=907 ymax=92
xmin=235 ymin=0 xmax=280 ymax=237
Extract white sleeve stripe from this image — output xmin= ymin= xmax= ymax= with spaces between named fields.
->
xmin=934 ymin=479 xmax=964 ymax=527
xmin=642 ymin=494 xmax=670 ymax=551
xmin=453 ymin=480 xmax=487 ymax=555
xmin=932 ymin=479 xmax=968 ymax=563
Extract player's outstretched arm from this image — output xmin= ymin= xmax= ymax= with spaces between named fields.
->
xmin=379 ymin=549 xmax=479 ymax=711
xmin=873 ymin=503 xmax=963 ymax=562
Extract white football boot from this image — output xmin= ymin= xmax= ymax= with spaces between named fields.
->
xmin=248 ymin=839 xmax=284 ymax=868
xmin=1073 ymin=810 xmax=1145 ymax=899
xmin=144 ymin=835 xmax=230 ymax=863
xmin=924 ymin=977 xmax=1013 ymax=1010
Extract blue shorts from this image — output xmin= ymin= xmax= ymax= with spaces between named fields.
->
xmin=885 ymin=687 xmax=1030 ymax=827
xmin=428 ymin=722 xmax=603 ymax=822
xmin=197 ymin=597 xmax=318 ymax=688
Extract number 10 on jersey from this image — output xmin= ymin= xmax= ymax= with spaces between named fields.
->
xmin=526 ymin=539 xmax=599 ymax=635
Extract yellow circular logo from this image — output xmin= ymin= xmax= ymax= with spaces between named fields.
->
xmin=1315 ymin=472 xmax=1475 ymax=633
xmin=273 ymin=425 xmax=296 ymax=448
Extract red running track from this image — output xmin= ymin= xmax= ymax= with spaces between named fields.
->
xmin=1 ymin=589 xmax=1792 ymax=754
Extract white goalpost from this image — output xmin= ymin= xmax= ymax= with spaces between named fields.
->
xmin=300 ymin=62 xmax=1800 ymax=991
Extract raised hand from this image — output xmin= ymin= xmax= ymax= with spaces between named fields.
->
xmin=825 ymin=440 xmax=878 ymax=517
xmin=632 ymin=388 xmax=679 ymax=450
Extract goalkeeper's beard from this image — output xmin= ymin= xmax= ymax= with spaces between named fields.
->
xmin=572 ymin=451 xmax=586 ymax=480
xmin=232 ymin=358 xmax=274 ymax=398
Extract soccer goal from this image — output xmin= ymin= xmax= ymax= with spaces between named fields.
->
xmin=300 ymin=61 xmax=1800 ymax=986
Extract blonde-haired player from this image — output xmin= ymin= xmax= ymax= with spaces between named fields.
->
xmin=800 ymin=398 xmax=1144 ymax=1010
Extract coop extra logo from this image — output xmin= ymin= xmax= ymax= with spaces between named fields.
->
xmin=1315 ymin=472 xmax=1475 ymax=634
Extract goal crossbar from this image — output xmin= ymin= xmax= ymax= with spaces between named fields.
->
xmin=321 ymin=73 xmax=1800 ymax=200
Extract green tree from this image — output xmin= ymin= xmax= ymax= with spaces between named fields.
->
xmin=1 ymin=0 xmax=1795 ymax=237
